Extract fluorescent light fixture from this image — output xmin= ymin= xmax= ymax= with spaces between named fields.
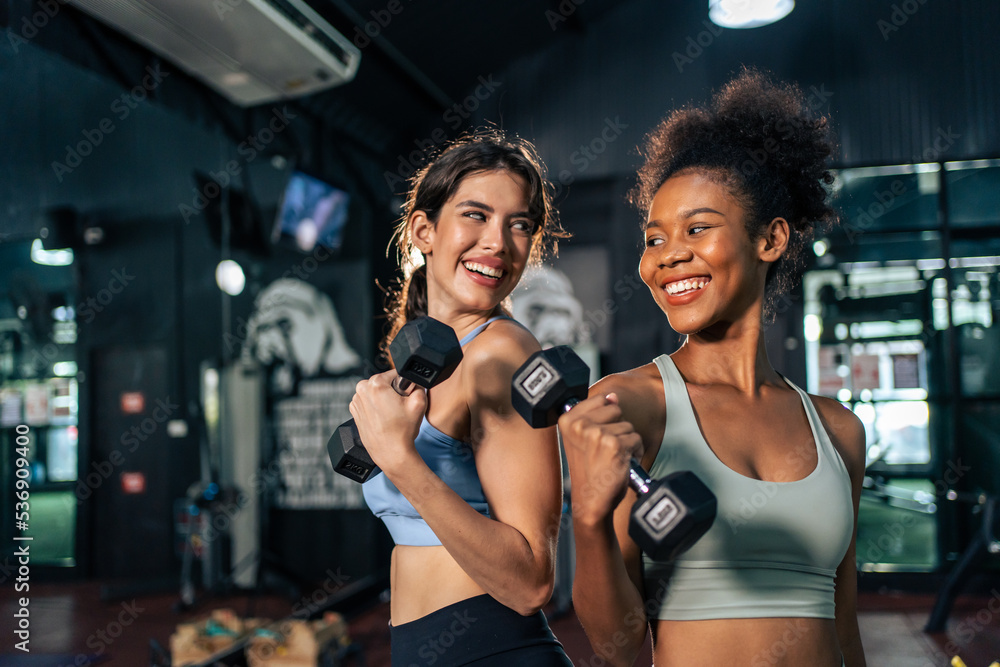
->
xmin=30 ymin=238 xmax=74 ymax=266
xmin=944 ymin=158 xmax=1000 ymax=171
xmin=709 ymin=0 xmax=793 ymax=28
xmin=215 ymin=259 xmax=246 ymax=296
xmin=839 ymin=163 xmax=931 ymax=183
xmin=53 ymin=361 xmax=78 ymax=377
xmin=51 ymin=306 xmax=75 ymax=322
xmin=849 ymin=319 xmax=924 ymax=339
xmin=804 ymin=314 xmax=822 ymax=342
xmin=950 ymin=256 xmax=1000 ymax=268
xmin=916 ymin=259 xmax=946 ymax=271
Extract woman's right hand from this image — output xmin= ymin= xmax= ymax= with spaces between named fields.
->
xmin=348 ymin=369 xmax=427 ymax=477
xmin=558 ymin=392 xmax=643 ymax=527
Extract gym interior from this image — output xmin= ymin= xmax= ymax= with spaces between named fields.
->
xmin=1 ymin=0 xmax=998 ymax=664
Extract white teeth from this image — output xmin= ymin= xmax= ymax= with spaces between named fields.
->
xmin=665 ymin=278 xmax=709 ymax=295
xmin=463 ymin=262 xmax=504 ymax=279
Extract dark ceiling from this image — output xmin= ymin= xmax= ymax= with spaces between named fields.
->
xmin=294 ymin=0 xmax=628 ymax=154
xmin=3 ymin=0 xmax=996 ymax=231
xmin=3 ymin=0 xmax=630 ymax=161
xmin=13 ymin=0 xmax=997 ymax=169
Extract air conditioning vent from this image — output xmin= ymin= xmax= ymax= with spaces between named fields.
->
xmin=266 ymin=0 xmax=351 ymax=67
xmin=66 ymin=0 xmax=361 ymax=107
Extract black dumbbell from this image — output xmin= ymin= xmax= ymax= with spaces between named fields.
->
xmin=329 ymin=316 xmax=462 ymax=483
xmin=511 ymin=346 xmax=717 ymax=561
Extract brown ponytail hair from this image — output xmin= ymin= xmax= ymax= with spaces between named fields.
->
xmin=381 ymin=128 xmax=565 ymax=361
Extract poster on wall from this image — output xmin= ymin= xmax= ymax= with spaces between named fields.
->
xmin=892 ymin=353 xmax=920 ymax=389
xmin=510 ymin=263 xmax=601 ymax=384
xmin=851 ymin=354 xmax=881 ymax=392
xmin=24 ymin=382 xmax=49 ymax=425
xmin=242 ymin=275 xmax=368 ymax=510
xmin=817 ymin=345 xmax=847 ymax=397
xmin=0 ymin=388 xmax=22 ymax=427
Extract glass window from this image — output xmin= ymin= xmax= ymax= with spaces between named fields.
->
xmin=950 ymin=239 xmax=1000 ymax=398
xmin=946 ymin=160 xmax=1000 ymax=228
xmin=0 ymin=239 xmax=79 ymax=567
xmin=831 ymin=165 xmax=941 ymax=236
xmin=857 ymin=479 xmax=938 ymax=571
xmin=810 ymin=161 xmax=1000 ymax=573
xmin=805 ymin=183 xmax=943 ymax=572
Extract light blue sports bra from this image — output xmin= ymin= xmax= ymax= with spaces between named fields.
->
xmin=643 ymin=354 xmax=854 ymax=620
xmin=362 ymin=316 xmax=511 ymax=546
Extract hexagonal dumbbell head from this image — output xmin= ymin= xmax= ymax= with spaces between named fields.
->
xmin=389 ymin=316 xmax=463 ymax=389
xmin=628 ymin=470 xmax=717 ymax=562
xmin=328 ymin=316 xmax=462 ymax=484
xmin=329 ymin=419 xmax=377 ymax=483
xmin=511 ymin=346 xmax=590 ymax=429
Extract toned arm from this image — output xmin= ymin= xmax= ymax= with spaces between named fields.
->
xmin=393 ymin=322 xmax=564 ymax=615
xmin=562 ymin=374 xmax=659 ymax=666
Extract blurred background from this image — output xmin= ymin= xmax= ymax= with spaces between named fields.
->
xmin=1 ymin=0 xmax=998 ymax=664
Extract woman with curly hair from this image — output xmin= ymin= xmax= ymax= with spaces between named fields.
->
xmin=558 ymin=69 xmax=867 ymax=666
xmin=349 ymin=130 xmax=574 ymax=665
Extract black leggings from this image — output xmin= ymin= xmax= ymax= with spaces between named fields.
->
xmin=390 ymin=594 xmax=573 ymax=666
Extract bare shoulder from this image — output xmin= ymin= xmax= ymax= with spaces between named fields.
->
xmin=590 ymin=364 xmax=661 ymax=404
xmin=809 ymin=394 xmax=867 ymax=479
xmin=461 ymin=319 xmax=541 ymax=404
xmin=589 ymin=363 xmax=663 ymax=412
xmin=461 ymin=318 xmax=540 ymax=369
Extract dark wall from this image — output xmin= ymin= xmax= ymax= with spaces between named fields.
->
xmin=70 ymin=209 xmax=377 ymax=581
xmin=464 ymin=0 xmax=999 ymax=376
xmin=474 ymin=0 xmax=999 ymax=177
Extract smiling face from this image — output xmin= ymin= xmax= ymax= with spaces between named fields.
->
xmin=411 ymin=169 xmax=535 ymax=319
xmin=639 ymin=169 xmax=786 ymax=336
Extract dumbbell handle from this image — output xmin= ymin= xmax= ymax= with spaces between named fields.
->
xmin=391 ymin=375 xmax=414 ymax=396
xmin=560 ymin=398 xmax=653 ymax=496
xmin=628 ymin=461 xmax=653 ymax=495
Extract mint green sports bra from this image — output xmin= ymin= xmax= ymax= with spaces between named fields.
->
xmin=642 ymin=354 xmax=854 ymax=620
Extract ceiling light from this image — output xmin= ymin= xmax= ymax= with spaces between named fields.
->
xmin=215 ymin=260 xmax=246 ymax=296
xmin=709 ymin=0 xmax=794 ymax=28
xmin=803 ymin=314 xmax=822 ymax=342
xmin=30 ymin=238 xmax=74 ymax=266
xmin=53 ymin=361 xmax=78 ymax=377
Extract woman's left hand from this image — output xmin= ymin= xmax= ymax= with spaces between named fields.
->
xmin=348 ymin=370 xmax=427 ymax=476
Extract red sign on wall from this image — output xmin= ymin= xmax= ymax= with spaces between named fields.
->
xmin=851 ymin=354 xmax=881 ymax=391
xmin=120 ymin=392 xmax=145 ymax=414
xmin=121 ymin=472 xmax=146 ymax=494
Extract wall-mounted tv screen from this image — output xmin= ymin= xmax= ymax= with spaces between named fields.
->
xmin=276 ymin=171 xmax=350 ymax=252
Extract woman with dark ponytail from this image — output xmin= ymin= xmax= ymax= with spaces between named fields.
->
xmin=559 ymin=69 xmax=867 ymax=666
xmin=349 ymin=129 xmax=573 ymax=665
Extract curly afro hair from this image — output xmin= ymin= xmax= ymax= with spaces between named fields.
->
xmin=630 ymin=68 xmax=837 ymax=315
